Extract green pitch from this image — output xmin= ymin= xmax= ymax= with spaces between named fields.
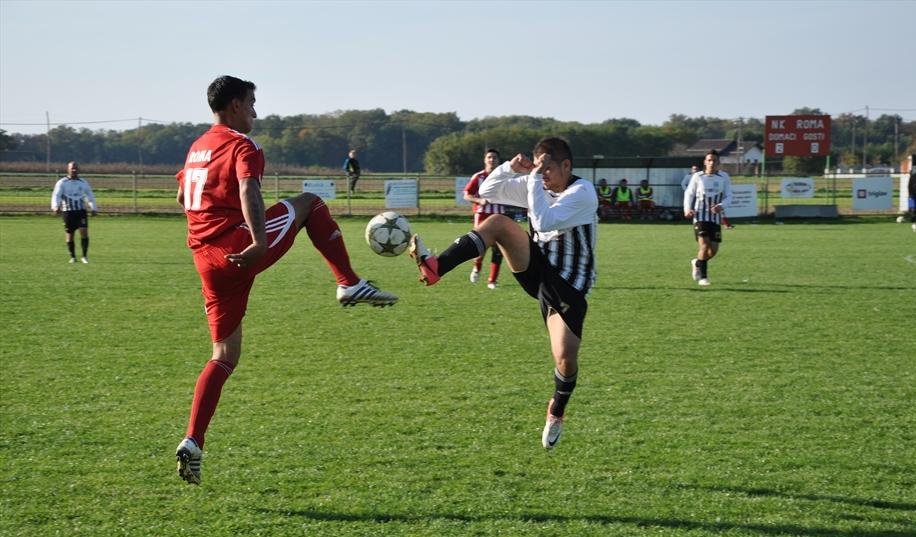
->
xmin=1 ymin=215 xmax=913 ymax=536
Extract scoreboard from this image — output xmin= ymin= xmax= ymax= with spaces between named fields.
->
xmin=764 ymin=115 xmax=831 ymax=157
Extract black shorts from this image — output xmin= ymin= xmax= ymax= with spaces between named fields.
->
xmin=62 ymin=210 xmax=88 ymax=233
xmin=512 ymin=236 xmax=589 ymax=339
xmin=693 ymin=221 xmax=722 ymax=243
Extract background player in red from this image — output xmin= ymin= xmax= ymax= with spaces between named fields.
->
xmin=174 ymin=75 xmax=397 ymax=485
xmin=462 ymin=148 xmax=505 ymax=289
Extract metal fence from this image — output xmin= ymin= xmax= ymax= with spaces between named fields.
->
xmin=0 ymin=172 xmax=470 ymax=217
xmin=0 ymin=171 xmax=906 ymax=217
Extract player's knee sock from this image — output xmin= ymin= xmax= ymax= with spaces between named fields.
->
xmin=186 ymin=359 xmax=235 ymax=449
xmin=489 ymin=248 xmax=503 ymax=282
xmin=697 ymin=258 xmax=708 ymax=279
xmin=550 ymin=367 xmax=578 ymax=418
xmin=66 ymin=240 xmax=75 ymax=258
xmin=436 ymin=230 xmax=486 ymax=276
xmin=80 ymin=237 xmax=89 ymax=257
xmin=472 ymin=257 xmax=482 ymax=272
xmin=304 ymin=199 xmax=359 ymax=286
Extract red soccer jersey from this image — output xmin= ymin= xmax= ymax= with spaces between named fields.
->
xmin=177 ymin=124 xmax=265 ymax=248
xmin=464 ymin=169 xmax=505 ymax=215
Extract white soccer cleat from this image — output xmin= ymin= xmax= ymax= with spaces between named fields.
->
xmin=81 ymin=257 xmax=89 ymax=264
xmin=469 ymin=268 xmax=480 ymax=283
xmin=69 ymin=257 xmax=76 ymax=264
xmin=487 ymin=282 xmax=498 ymax=290
xmin=698 ymin=278 xmax=711 ymax=287
xmin=336 ymin=279 xmax=398 ymax=307
xmin=541 ymin=398 xmax=564 ymax=449
xmin=176 ymin=437 xmax=202 ymax=485
xmin=690 ymin=259 xmax=701 ymax=282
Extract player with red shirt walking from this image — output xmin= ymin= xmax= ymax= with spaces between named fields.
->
xmin=174 ymin=76 xmax=397 ymax=485
xmin=463 ymin=148 xmax=505 ymax=289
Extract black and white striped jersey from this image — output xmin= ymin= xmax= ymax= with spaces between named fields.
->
xmin=51 ymin=177 xmax=97 ymax=212
xmin=479 ymin=161 xmax=598 ymax=293
xmin=683 ymin=171 xmax=732 ymax=224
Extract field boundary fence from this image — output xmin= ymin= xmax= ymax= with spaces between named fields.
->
xmin=0 ymin=171 xmax=907 ymax=217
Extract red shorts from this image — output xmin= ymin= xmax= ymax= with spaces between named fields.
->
xmin=193 ymin=200 xmax=300 ymax=342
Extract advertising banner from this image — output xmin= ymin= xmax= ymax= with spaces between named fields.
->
xmin=384 ymin=179 xmax=418 ymax=208
xmin=301 ymin=180 xmax=336 ymax=199
xmin=765 ymin=115 xmax=831 ymax=157
xmin=851 ymin=176 xmax=893 ymax=210
xmin=780 ymin=177 xmax=815 ymax=198
xmin=727 ymin=183 xmax=758 ymax=218
xmin=455 ymin=177 xmax=470 ymax=206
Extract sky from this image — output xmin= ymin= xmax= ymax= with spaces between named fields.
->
xmin=2 ymin=0 xmax=915 ymax=136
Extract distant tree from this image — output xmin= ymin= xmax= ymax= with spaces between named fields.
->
xmin=0 ymin=129 xmax=15 ymax=152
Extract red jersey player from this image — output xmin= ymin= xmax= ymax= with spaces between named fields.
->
xmin=174 ymin=76 xmax=397 ymax=485
xmin=462 ymin=148 xmax=505 ymax=288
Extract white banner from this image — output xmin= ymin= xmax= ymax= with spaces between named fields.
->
xmin=301 ymin=180 xmax=336 ymax=199
xmin=726 ymin=183 xmax=758 ymax=218
xmin=780 ymin=177 xmax=815 ymax=198
xmin=384 ymin=179 xmax=418 ymax=209
xmin=455 ymin=177 xmax=470 ymax=206
xmin=852 ymin=176 xmax=893 ymax=210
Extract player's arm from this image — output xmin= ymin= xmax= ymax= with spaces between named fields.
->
xmin=463 ymin=176 xmax=488 ymax=206
xmin=479 ymin=159 xmax=529 ymax=207
xmin=51 ymin=180 xmax=62 ymax=213
xmin=683 ymin=175 xmax=697 ymax=218
xmin=83 ymin=182 xmax=98 ymax=215
xmin=225 ymin=178 xmax=267 ymax=267
xmin=714 ymin=177 xmax=733 ymax=214
xmin=527 ymin=180 xmax=597 ymax=232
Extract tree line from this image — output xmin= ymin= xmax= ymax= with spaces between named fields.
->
xmin=1 ymin=108 xmax=912 ymax=175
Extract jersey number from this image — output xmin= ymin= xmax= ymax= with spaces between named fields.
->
xmin=183 ymin=168 xmax=208 ymax=210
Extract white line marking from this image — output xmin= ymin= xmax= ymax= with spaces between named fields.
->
xmin=905 ymin=255 xmax=916 ymax=265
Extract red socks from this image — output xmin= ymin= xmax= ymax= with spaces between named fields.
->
xmin=186 ymin=359 xmax=235 ymax=449
xmin=305 ymin=199 xmax=359 ymax=286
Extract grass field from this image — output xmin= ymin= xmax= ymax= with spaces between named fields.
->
xmin=1 ymin=214 xmax=914 ymax=537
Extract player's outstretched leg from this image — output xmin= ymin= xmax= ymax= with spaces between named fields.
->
xmin=542 ymin=398 xmax=564 ymax=449
xmin=336 ymin=279 xmax=398 ymax=307
xmin=408 ymin=234 xmax=440 ymax=286
xmin=176 ymin=437 xmax=202 ymax=485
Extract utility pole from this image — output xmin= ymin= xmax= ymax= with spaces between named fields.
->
xmin=45 ymin=111 xmax=51 ymax=175
xmin=862 ymin=105 xmax=868 ymax=171
xmin=736 ymin=117 xmax=743 ymax=175
xmin=137 ymin=117 xmax=144 ymax=176
xmin=401 ymin=124 xmax=407 ymax=174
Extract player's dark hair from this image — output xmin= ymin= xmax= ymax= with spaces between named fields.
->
xmin=207 ymin=76 xmax=256 ymax=112
xmin=485 ymin=148 xmax=501 ymax=159
xmin=706 ymin=149 xmax=720 ymax=162
xmin=533 ymin=137 xmax=572 ymax=164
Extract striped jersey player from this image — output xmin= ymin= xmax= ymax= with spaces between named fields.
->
xmin=683 ymin=149 xmax=732 ymax=286
xmin=51 ymin=161 xmax=97 ymax=263
xmin=408 ymin=137 xmax=597 ymax=450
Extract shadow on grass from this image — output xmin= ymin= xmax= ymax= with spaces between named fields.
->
xmin=681 ymin=483 xmax=916 ymax=512
xmin=256 ymin=507 xmax=914 ymax=536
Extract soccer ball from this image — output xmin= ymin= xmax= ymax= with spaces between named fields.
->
xmin=896 ymin=215 xmax=905 ymax=223
xmin=365 ymin=211 xmax=411 ymax=257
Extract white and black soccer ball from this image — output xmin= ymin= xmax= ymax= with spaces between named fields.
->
xmin=896 ymin=215 xmax=905 ymax=223
xmin=365 ymin=211 xmax=411 ymax=257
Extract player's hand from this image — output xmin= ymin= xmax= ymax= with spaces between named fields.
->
xmin=510 ymin=153 xmax=534 ymax=173
xmin=225 ymin=242 xmax=267 ymax=268
xmin=685 ymin=209 xmax=695 ymax=218
xmin=711 ymin=204 xmax=723 ymax=214
xmin=533 ymin=153 xmax=551 ymax=173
